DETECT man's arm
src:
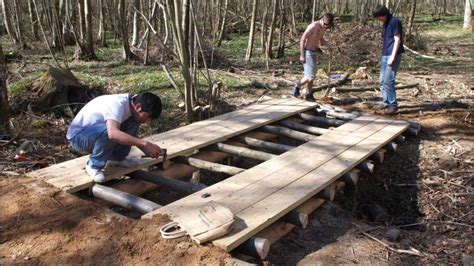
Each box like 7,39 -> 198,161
388,34 -> 401,66
106,120 -> 162,158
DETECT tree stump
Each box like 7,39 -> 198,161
12,67 -> 91,117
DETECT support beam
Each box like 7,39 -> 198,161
406,125 -> 421,136
370,149 -> 386,163
173,156 -> 245,176
280,209 -> 309,228
233,237 -> 270,260
261,125 -> 318,142
91,184 -> 161,214
213,142 -> 276,161
384,142 -> 398,152
127,170 -> 207,194
317,108 -> 359,121
395,135 -> 406,143
315,182 -> 344,201
298,113 -> 345,127
357,160 -> 375,174
279,120 -> 330,135
340,169 -> 360,186
238,136 -> 295,153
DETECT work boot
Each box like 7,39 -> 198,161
373,104 -> 387,110
86,164 -> 107,183
384,106 -> 398,115
305,93 -> 316,102
292,85 -> 301,97
108,158 -> 139,168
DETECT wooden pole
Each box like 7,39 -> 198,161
238,136 -> 295,153
234,237 -> 270,260
261,125 -> 318,142
384,142 -> 398,152
91,184 -> 161,214
334,83 -> 419,93
317,108 -> 359,121
279,119 -> 330,135
213,142 -> 277,161
357,160 -> 375,174
280,209 -> 309,228
370,149 -> 386,163
340,169 -> 360,186
298,113 -> 345,127
173,156 -> 245,175
127,170 -> 206,194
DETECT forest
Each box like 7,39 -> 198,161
0,0 -> 472,264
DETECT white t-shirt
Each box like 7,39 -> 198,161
66,94 -> 132,140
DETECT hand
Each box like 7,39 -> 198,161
299,55 -> 305,64
141,141 -> 162,158
387,57 -> 394,66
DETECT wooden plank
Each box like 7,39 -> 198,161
34,99 -> 318,192
29,98 -> 291,179
212,120 -> 409,251
143,117 -> 393,220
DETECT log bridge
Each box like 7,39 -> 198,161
28,98 -> 421,260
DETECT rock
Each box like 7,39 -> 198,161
386,228 -> 401,242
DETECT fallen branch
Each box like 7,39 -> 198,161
403,45 -> 441,60
335,83 -> 419,93
396,220 -> 474,229
352,222 -> 423,257
312,73 -> 350,92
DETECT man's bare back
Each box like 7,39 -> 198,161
303,20 -> 327,51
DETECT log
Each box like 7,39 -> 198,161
317,108 -> 359,121
395,135 -> 406,143
238,136 -> 295,153
279,120 -> 330,135
334,83 -> 419,93
127,170 -> 207,194
312,72 -> 350,92
234,237 -> 270,259
340,169 -> 360,186
370,149 -> 386,163
357,160 -> 375,174
298,113 -> 345,127
213,142 -> 277,161
173,156 -> 245,176
280,209 -> 309,228
384,142 -> 398,152
406,125 -> 421,136
91,184 -> 161,214
261,125 -> 318,142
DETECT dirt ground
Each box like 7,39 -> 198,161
1,30 -> 473,264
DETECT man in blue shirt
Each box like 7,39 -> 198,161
373,5 -> 404,115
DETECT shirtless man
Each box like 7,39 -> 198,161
292,13 -> 334,101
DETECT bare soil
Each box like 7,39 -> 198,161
1,29 -> 472,264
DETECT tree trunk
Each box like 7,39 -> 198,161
266,0 -> 277,60
1,0 -> 19,48
118,0 -> 133,61
463,0 -> 472,31
131,0 -> 140,46
13,0 -> 26,48
245,0 -> 258,62
276,0 -> 286,58
407,0 -> 417,37
28,0 -> 39,40
216,0 -> 228,46
0,45 -> 9,134
98,0 -> 107,47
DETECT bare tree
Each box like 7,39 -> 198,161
245,0 -> 258,62
464,0 -> 472,31
118,0 -> 133,61
407,0 -> 417,37
1,0 -> 19,48
0,45 -> 9,134
131,0 -> 140,46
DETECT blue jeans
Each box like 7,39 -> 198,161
380,54 -> 402,107
69,117 -> 140,170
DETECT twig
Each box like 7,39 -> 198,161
396,220 -> 473,229
0,105 -> 34,147
352,222 -> 423,257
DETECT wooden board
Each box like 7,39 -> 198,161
28,98 -> 319,192
212,120 -> 408,251
143,117 -> 409,252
